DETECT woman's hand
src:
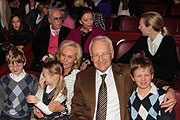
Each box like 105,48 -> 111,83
80,59 -> 90,71
26,95 -> 40,104
34,107 -> 44,118
48,101 -> 65,112
161,88 -> 177,113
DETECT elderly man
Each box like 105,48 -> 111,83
70,36 -> 176,120
31,8 -> 71,71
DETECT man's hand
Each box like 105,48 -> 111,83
34,107 -> 44,118
161,88 -> 177,113
48,101 -> 65,112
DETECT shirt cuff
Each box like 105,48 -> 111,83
42,55 -> 48,61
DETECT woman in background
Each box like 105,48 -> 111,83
57,2 -> 75,29
84,0 -> 106,30
25,0 -> 39,14
118,11 -> 179,85
66,8 -> 105,67
8,14 -> 33,49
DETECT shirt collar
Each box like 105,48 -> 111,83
136,82 -> 158,96
10,69 -> 26,82
148,32 -> 163,47
50,25 -> 60,36
96,65 -> 112,77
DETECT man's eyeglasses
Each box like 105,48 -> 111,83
52,17 -> 64,21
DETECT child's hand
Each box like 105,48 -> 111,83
39,77 -> 45,91
34,107 -> 44,118
26,95 -> 40,104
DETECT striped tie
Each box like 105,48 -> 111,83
96,74 -> 107,120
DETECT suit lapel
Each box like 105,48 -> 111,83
112,64 -> 125,120
88,67 -> 96,118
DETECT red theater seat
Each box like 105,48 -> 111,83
104,17 -> 113,31
142,4 -> 167,17
170,4 -> 180,17
164,18 -> 180,34
120,17 -> 139,32
114,40 -> 136,61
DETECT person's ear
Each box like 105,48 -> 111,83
111,50 -> 114,59
151,73 -> 154,79
130,74 -> 135,81
48,17 -> 51,24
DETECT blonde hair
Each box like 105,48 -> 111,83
130,53 -> 154,77
141,11 -> 168,36
43,60 -> 67,101
56,40 -> 82,69
6,48 -> 26,65
74,0 -> 84,7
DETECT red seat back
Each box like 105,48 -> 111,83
164,18 -> 180,34
175,90 -> 180,120
104,17 -> 113,31
120,17 -> 140,32
115,40 -> 136,61
170,4 -> 180,17
142,4 -> 167,17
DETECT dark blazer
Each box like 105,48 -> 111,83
118,36 -> 179,82
24,10 -> 48,30
71,63 -> 170,120
31,25 -> 71,71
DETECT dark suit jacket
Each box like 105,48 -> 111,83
31,25 -> 71,70
70,63 -> 170,120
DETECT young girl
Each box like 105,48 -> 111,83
26,60 -> 68,120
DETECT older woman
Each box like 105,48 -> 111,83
34,40 -> 82,119
118,11 -> 179,85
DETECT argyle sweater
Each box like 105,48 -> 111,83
0,73 -> 39,118
128,83 -> 175,120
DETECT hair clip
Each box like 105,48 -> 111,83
60,73 -> 63,76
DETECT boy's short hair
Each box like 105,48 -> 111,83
6,48 -> 26,65
130,53 -> 154,77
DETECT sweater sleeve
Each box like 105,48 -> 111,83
0,79 -> 4,115
35,90 -> 66,115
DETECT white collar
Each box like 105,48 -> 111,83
50,25 -> 60,36
10,69 -> 26,82
136,82 -> 158,100
96,65 -> 112,77
148,32 -> 163,46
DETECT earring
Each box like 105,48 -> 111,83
74,61 -> 77,64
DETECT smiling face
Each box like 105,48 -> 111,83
8,62 -> 24,76
131,67 -> 153,91
48,9 -> 63,30
79,12 -> 94,31
12,16 -> 21,30
138,18 -> 151,36
91,40 -> 114,73
59,46 -> 77,74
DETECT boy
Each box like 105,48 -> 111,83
128,54 -> 175,120
0,48 -> 39,120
